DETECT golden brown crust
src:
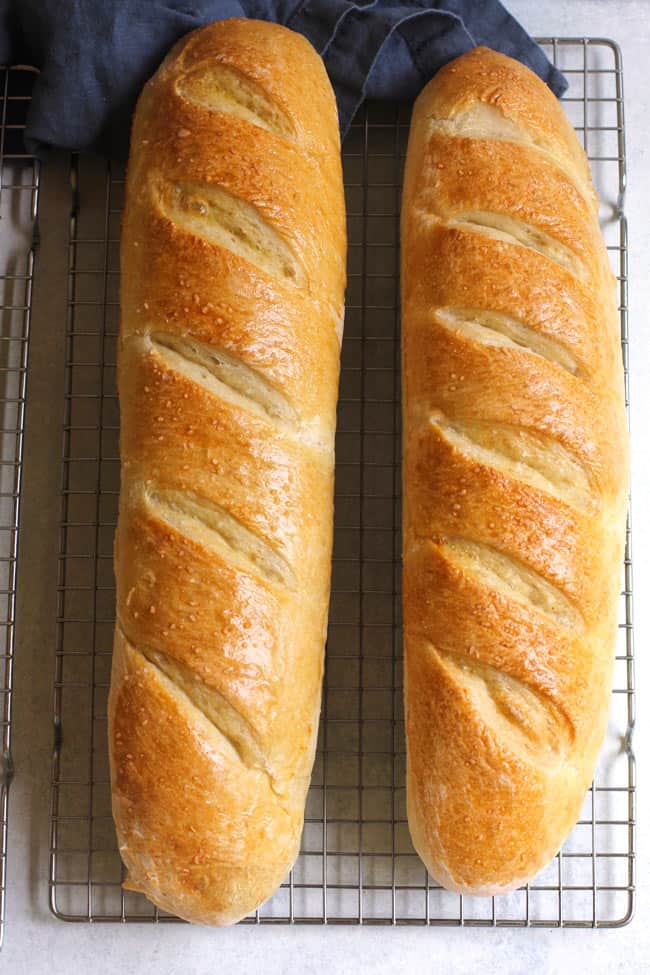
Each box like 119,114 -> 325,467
401,48 -> 629,894
424,46 -> 594,200
112,631 -> 303,926
109,19 -> 345,925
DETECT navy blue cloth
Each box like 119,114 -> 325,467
1,0 -> 566,160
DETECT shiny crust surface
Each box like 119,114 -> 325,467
401,47 -> 629,895
109,19 -> 345,925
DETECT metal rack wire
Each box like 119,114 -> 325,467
49,38 -> 635,928
0,65 -> 40,947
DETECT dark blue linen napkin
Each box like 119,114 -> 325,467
0,0 -> 567,160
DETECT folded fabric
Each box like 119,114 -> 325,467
0,0 -> 567,160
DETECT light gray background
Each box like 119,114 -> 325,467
3,1 -> 649,971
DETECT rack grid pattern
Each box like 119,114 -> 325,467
49,39 -> 635,928
0,65 -> 40,947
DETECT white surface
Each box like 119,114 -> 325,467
4,1 -> 650,971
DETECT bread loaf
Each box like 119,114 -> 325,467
401,47 -> 629,894
108,19 -> 346,925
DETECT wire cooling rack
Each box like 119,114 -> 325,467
49,38 -> 635,928
0,66 -> 40,948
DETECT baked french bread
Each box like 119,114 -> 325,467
401,47 -> 629,894
108,20 -> 345,925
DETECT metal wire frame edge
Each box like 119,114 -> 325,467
0,64 -> 41,949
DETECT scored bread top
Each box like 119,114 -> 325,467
109,19 -> 345,926
401,47 -> 629,895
